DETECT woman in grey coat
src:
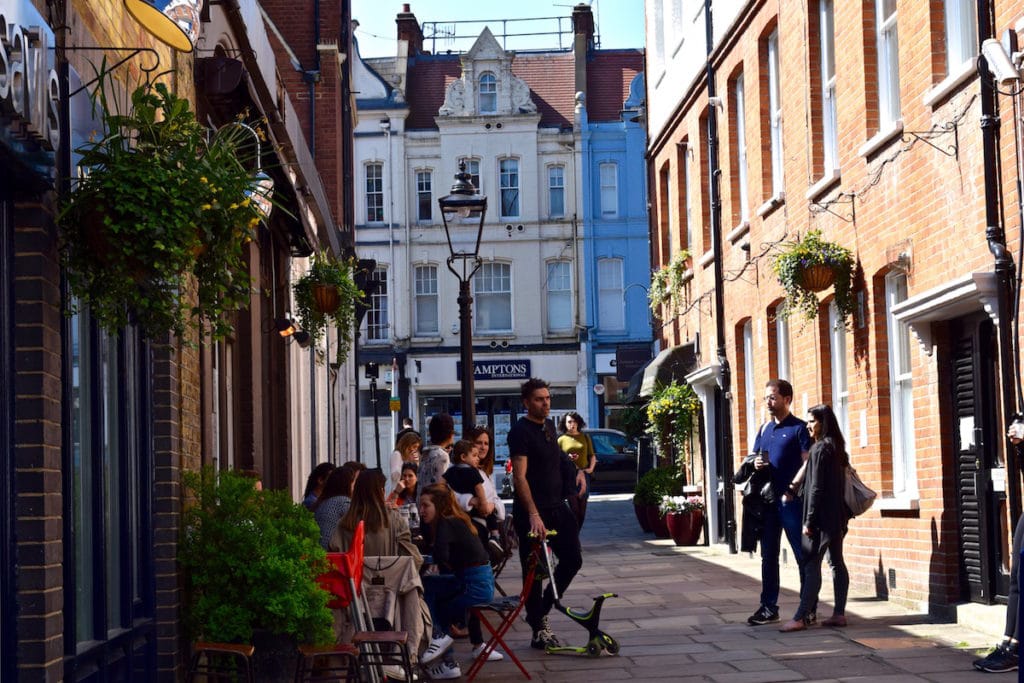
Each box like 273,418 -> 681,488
780,403 -> 850,632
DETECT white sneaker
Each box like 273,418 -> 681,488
471,643 -> 504,661
426,660 -> 462,679
421,634 -> 454,665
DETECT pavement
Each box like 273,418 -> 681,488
451,493 -> 1008,682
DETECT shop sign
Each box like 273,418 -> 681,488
457,359 -> 531,381
615,343 -> 652,381
0,1 -> 61,164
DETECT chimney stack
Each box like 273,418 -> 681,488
396,4 -> 425,55
572,3 -> 594,98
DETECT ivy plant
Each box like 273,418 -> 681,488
292,251 -> 363,360
646,380 -> 701,457
649,250 -> 691,319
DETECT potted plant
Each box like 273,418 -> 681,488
649,250 -> 691,320
660,494 -> 705,546
633,466 -> 683,537
292,251 -> 362,359
646,381 -> 701,465
180,468 -> 334,679
60,77 -> 270,340
771,230 -> 856,327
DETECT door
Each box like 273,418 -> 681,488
951,314 -> 1007,603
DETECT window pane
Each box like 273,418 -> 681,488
821,0 -> 838,172
768,31 -> 784,195
474,263 -> 512,332
366,163 -> 384,223
597,258 -> 624,330
460,158 -> 481,192
546,261 -> 572,332
70,309 -> 95,643
775,306 -> 791,381
734,75 -> 748,220
886,272 -> 915,495
367,267 -> 389,341
416,171 -> 431,222
500,159 -> 519,217
101,333 -> 124,628
548,166 -> 565,218
876,0 -> 901,125
415,265 -> 439,335
829,302 -> 849,437
599,163 -> 618,216
945,0 -> 977,70
480,73 -> 497,113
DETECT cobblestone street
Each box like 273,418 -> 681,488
456,494 -> 1003,682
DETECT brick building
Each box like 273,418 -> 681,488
1,0 -> 351,679
646,0 -> 1024,615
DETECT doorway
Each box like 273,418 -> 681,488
951,313 -> 1008,603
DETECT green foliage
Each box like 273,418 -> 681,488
649,250 -> 691,319
633,465 -> 683,506
292,251 -> 362,361
618,404 -> 649,442
771,230 -> 856,327
180,468 -> 334,645
646,381 -> 701,455
60,75 -> 269,339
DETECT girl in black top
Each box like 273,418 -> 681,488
444,440 -> 502,551
417,483 -> 495,674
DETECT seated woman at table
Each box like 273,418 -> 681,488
390,431 -> 422,490
386,462 -> 419,508
417,483 -> 495,680
313,461 -> 365,549
330,468 -> 423,571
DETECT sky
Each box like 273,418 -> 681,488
350,0 -> 646,59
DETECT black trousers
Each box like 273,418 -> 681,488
1005,512 -> 1024,641
512,501 -> 583,630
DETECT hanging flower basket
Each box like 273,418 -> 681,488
799,264 -> 835,292
311,283 -> 341,315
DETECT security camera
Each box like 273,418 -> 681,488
982,38 -> 1022,85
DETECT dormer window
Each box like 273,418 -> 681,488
479,72 -> 497,113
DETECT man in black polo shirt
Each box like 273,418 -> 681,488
509,377 -> 586,650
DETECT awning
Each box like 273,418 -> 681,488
623,342 -> 698,402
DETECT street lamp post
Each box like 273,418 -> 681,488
439,161 -> 488,437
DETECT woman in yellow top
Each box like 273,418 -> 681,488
557,411 -> 596,529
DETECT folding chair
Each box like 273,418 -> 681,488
464,537 -> 543,682
491,514 -> 519,597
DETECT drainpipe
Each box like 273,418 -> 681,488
705,0 -> 737,553
977,0 -> 1022,525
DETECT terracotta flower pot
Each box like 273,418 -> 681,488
799,264 -> 835,292
645,506 -> 670,538
665,510 -> 703,546
634,502 -> 653,532
311,283 -> 341,315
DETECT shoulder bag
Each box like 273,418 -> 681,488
844,464 -> 877,517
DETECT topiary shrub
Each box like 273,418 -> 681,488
180,467 -> 334,646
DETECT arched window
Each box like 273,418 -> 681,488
479,72 -> 497,113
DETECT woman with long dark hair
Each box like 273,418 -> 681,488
313,461 -> 366,549
331,468 -> 422,570
780,403 -> 850,632
302,462 -> 335,510
557,411 -> 596,528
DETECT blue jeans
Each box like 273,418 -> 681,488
423,564 -> 494,635
759,498 -> 804,612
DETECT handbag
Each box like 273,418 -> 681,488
844,464 -> 877,517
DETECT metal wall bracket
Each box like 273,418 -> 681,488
902,120 -> 959,159
56,45 -> 163,98
810,191 -> 857,223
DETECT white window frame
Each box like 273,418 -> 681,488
599,162 -> 618,218
886,271 -> 917,497
499,158 -> 520,219
366,265 -> 390,343
774,304 -> 790,381
415,170 -> 432,222
473,262 -> 513,333
548,165 -> 565,219
743,320 -> 757,451
767,29 -> 784,197
479,72 -> 497,114
734,74 -> 749,221
414,264 -> 439,336
545,260 -> 573,334
820,0 -> 839,174
459,157 -> 481,193
944,0 -> 977,74
682,144 -> 692,250
829,302 -> 849,438
597,257 -> 625,331
365,162 -> 384,224
876,0 -> 901,126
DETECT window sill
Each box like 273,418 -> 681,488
805,170 -> 842,202
858,120 -> 904,159
726,221 -> 749,245
756,193 -> 785,218
411,336 -> 443,344
698,250 -> 714,268
874,495 -> 920,512
364,339 -> 391,346
922,61 -> 976,108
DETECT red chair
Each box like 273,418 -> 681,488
465,539 -> 544,681
317,521 -> 369,630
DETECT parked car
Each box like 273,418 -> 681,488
584,428 -> 639,492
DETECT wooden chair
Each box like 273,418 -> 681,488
185,641 -> 255,683
294,643 -> 360,682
